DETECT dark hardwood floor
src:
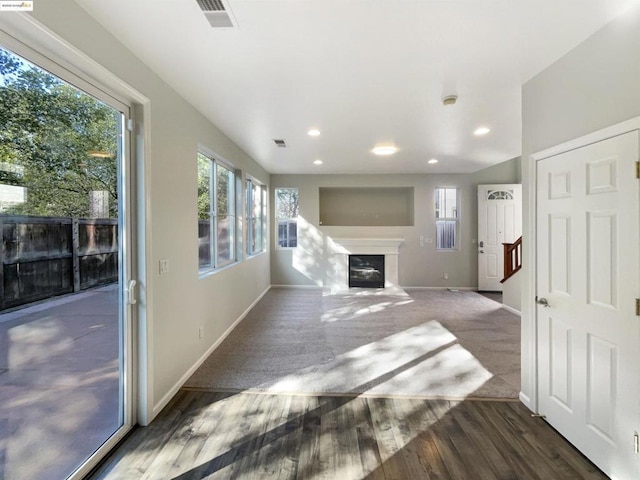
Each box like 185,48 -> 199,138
88,389 -> 606,480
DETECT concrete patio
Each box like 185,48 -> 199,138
0,284 -> 121,480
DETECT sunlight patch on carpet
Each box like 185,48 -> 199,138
268,321 -> 493,398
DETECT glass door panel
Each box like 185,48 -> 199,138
0,45 -> 133,479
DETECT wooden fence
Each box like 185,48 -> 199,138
0,215 -> 118,310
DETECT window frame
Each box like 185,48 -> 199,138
246,176 -> 266,257
274,187 -> 299,249
435,187 -> 460,251
197,149 -> 238,274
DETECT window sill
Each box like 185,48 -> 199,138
198,260 -> 239,279
246,250 -> 267,260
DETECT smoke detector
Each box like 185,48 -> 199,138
442,95 -> 458,106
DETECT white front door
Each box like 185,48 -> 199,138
477,184 -> 522,291
536,130 -> 640,480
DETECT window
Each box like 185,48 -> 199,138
246,178 -> 266,255
275,188 -> 299,248
198,152 -> 236,271
487,189 -> 514,200
435,187 -> 458,250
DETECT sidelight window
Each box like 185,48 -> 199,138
435,187 -> 459,250
275,187 -> 299,248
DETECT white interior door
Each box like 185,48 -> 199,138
536,131 -> 640,480
477,184 -> 522,291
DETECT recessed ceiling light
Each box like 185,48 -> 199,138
313,159 -> 323,165
442,95 -> 458,106
372,145 -> 398,156
308,129 -> 321,136
474,127 -> 491,136
428,158 -> 439,164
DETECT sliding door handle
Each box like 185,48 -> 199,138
127,280 -> 137,305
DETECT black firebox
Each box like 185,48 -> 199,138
348,255 -> 385,288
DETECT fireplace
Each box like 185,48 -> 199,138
349,255 -> 385,288
329,238 -> 403,291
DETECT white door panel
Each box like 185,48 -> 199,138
536,130 -> 640,480
478,184 -> 522,291
548,315 -> 573,411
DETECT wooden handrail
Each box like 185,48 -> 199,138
501,236 -> 522,283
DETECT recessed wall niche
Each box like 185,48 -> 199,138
319,187 -> 414,226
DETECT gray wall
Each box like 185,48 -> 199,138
17,0 -> 271,423
520,3 -> 640,408
271,157 -> 520,288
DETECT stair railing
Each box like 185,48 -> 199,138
501,236 -> 522,283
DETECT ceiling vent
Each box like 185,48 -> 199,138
273,139 -> 287,148
195,0 -> 237,28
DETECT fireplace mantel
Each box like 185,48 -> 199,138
329,238 -> 404,289
331,238 -> 404,255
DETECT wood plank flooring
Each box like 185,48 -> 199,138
88,389 -> 607,480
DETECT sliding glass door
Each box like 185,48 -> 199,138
0,43 -> 135,479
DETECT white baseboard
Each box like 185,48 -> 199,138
502,304 -> 521,316
271,284 -> 481,292
401,286 -> 477,291
151,285 -> 271,418
271,284 -> 323,289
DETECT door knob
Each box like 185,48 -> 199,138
479,241 -> 484,247
536,297 -> 550,307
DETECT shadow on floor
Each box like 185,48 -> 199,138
477,290 -> 502,304
0,284 -> 121,480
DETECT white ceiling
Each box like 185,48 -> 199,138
75,0 -> 638,174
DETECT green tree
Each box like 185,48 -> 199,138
197,153 -> 211,221
0,47 -> 119,218
276,188 -> 299,218
197,154 -> 233,220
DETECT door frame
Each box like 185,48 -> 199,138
527,116 -> 640,416
0,13 -> 152,479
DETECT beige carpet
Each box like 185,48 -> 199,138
185,288 -> 520,399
